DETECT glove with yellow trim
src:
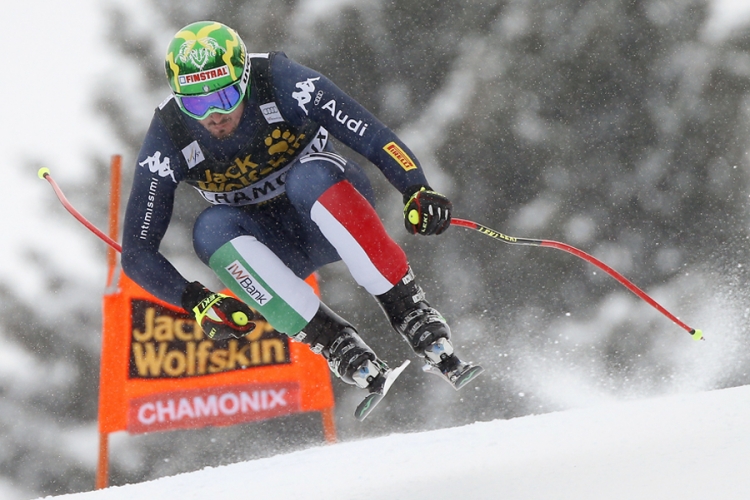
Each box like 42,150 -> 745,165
181,282 -> 257,340
403,185 -> 452,235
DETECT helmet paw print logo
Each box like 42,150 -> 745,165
265,129 -> 298,155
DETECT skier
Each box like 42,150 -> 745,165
121,20 -> 482,416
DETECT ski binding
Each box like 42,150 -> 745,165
423,360 -> 484,390
354,360 -> 410,421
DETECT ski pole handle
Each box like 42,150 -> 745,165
38,168 -> 123,253
451,217 -> 703,341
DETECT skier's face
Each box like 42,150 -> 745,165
198,101 -> 245,139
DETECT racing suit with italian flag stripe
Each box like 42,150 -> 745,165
122,51 -> 434,343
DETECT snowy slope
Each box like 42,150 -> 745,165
44,385 -> 750,500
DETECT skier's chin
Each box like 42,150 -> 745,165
207,124 -> 236,139
203,118 -> 239,139
199,104 -> 244,139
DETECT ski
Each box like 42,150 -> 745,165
423,359 -> 484,390
354,360 -> 410,421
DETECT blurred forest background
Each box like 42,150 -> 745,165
3,0 -> 750,497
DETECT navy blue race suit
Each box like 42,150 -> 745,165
122,52 -> 429,307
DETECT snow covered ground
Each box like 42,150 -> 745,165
42,384 -> 750,500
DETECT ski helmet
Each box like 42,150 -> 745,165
165,21 -> 250,118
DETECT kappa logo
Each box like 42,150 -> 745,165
292,77 -> 320,115
139,152 -> 177,182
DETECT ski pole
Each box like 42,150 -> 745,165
37,167 -> 123,253
451,217 -> 703,341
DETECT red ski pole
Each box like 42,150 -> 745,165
451,217 -> 703,341
38,167 -> 122,253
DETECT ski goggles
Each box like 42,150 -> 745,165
175,82 -> 245,120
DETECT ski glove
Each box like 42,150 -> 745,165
403,185 -> 452,236
181,281 -> 258,340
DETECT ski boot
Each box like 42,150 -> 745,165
376,268 -> 483,390
421,337 -> 484,390
297,303 -> 409,420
